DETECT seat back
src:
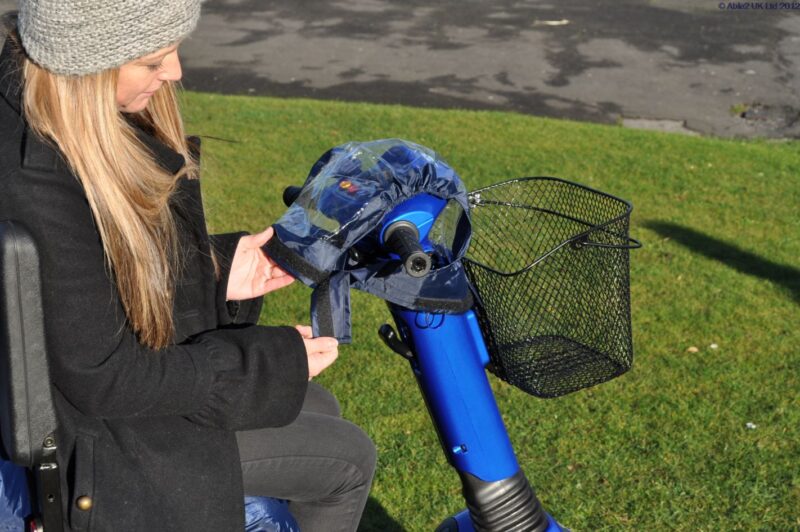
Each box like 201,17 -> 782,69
0,221 -> 57,468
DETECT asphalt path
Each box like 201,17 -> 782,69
2,1 -> 799,138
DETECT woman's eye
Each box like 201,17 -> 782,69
146,63 -> 162,71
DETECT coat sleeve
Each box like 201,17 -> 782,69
8,164 -> 308,431
208,232 -> 264,326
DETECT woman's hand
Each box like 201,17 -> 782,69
226,227 -> 294,301
295,325 -> 339,380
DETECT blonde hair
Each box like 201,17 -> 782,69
17,34 -> 197,350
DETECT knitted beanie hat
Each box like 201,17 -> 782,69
17,0 -> 202,76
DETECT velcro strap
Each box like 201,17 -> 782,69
311,272 -> 352,343
262,232 -> 329,286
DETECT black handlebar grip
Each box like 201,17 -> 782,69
283,186 -> 304,207
384,221 -> 432,278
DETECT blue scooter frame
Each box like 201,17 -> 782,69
345,192 -> 566,531
386,307 -> 563,532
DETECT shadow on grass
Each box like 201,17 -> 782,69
644,221 -> 800,303
358,496 -> 406,532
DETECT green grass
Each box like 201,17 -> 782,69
182,92 -> 800,531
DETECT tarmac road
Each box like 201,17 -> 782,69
2,0 -> 799,138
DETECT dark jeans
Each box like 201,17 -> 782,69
236,383 -> 377,532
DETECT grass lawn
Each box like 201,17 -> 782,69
182,92 -> 799,531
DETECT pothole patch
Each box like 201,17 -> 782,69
736,103 -> 800,135
736,102 -> 797,122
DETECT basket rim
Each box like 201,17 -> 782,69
464,176 -> 637,276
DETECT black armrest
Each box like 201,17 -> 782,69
0,221 -> 57,468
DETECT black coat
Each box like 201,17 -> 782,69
0,40 -> 309,531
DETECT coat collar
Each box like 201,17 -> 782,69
132,125 -> 187,176
0,35 -> 186,176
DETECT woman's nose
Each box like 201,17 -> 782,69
159,51 -> 183,82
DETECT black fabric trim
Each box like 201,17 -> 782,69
413,291 -> 473,313
311,280 -> 336,338
263,234 -> 329,285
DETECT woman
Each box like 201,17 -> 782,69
0,2 -> 376,531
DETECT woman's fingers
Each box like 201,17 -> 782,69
227,228 -> 290,300
303,336 -> 339,379
237,227 -> 272,251
263,275 -> 294,293
250,226 -> 274,247
304,336 -> 337,353
294,325 -> 313,338
257,256 -> 294,295
263,262 -> 291,280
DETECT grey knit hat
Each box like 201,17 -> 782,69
17,0 -> 202,76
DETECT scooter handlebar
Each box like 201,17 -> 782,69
283,185 -> 303,207
282,185 -> 431,277
384,221 -> 432,278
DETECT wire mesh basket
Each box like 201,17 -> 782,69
463,177 -> 640,398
